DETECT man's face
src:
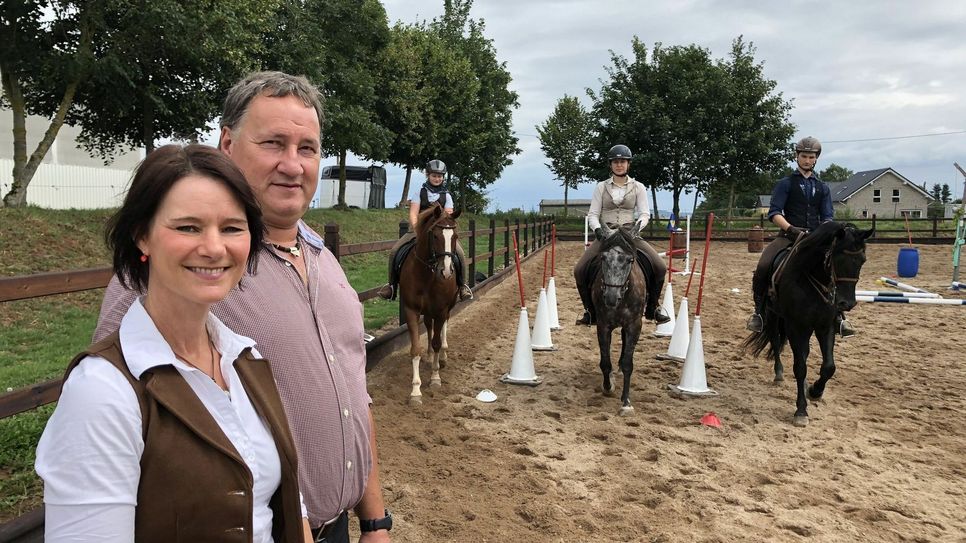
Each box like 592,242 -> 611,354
796,152 -> 818,173
220,94 -> 321,230
610,158 -> 629,177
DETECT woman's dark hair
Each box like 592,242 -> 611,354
106,144 -> 265,292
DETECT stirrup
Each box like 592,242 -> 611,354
746,313 -> 763,332
377,283 -> 394,300
839,318 -> 855,337
652,307 -> 671,324
576,310 -> 595,326
459,285 -> 474,301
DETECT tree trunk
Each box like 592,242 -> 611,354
336,148 -> 348,209
726,181 -> 736,228
399,165 -> 412,208
563,182 -> 569,218
142,87 -> 155,154
1,8 -> 91,207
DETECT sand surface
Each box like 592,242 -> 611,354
366,240 -> 966,542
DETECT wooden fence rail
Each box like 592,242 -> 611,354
0,216 -> 555,541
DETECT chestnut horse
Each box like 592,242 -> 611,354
399,202 -> 462,405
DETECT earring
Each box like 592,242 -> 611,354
140,254 -> 148,263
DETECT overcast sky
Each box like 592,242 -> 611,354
357,0 -> 966,213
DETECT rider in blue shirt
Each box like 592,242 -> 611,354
747,136 -> 855,337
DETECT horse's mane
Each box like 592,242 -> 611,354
601,226 -> 637,253
788,221 -> 864,267
414,202 -> 444,236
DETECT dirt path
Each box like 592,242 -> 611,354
366,240 -> 966,542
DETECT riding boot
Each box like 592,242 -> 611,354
836,312 -> 856,337
458,284 -> 474,301
644,270 -> 668,323
746,290 -> 764,332
575,276 -> 596,325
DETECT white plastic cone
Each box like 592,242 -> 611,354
546,277 -> 561,330
656,297 -> 689,361
531,288 -> 556,351
668,316 -> 717,396
653,282 -> 676,337
501,308 -> 543,385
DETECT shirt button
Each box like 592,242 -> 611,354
285,261 -> 292,267
343,408 -> 349,418
346,461 -> 352,470
328,354 -> 335,362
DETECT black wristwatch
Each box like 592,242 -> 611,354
359,509 -> 393,532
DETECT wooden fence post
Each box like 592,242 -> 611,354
468,219 -> 477,287
871,214 -> 877,238
397,220 -> 408,326
324,223 -> 340,260
488,219 -> 496,277
932,216 -> 938,238
522,218 -> 529,257
504,219 -> 511,269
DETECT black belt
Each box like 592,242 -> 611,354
312,510 -> 349,543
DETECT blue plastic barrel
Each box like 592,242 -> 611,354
897,247 -> 919,278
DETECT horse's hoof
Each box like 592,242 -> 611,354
793,415 -> 809,427
773,375 -> 783,383
602,385 -> 615,397
409,396 -> 423,406
618,405 -> 635,417
807,387 -> 824,401
438,359 -> 447,370
429,378 -> 442,388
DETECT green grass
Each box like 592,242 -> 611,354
0,205 -> 548,520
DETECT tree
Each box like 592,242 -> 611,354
314,0 -> 390,209
1,0 -> 95,207
941,183 -> 952,203
375,22 -> 476,207
429,0 -> 519,213
819,163 -> 853,183
714,36 -> 795,225
536,95 -> 593,217
58,0 -> 277,159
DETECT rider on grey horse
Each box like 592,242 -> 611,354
573,145 -> 670,326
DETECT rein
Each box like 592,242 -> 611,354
413,218 -> 457,274
807,239 -> 863,306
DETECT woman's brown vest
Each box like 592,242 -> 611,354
62,334 -> 305,543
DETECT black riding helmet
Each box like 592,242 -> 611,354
608,144 -> 632,161
426,159 -> 447,175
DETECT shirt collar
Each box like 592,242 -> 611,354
118,297 -> 257,379
297,220 -> 325,250
607,175 -> 635,186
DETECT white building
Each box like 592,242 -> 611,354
0,111 -> 143,208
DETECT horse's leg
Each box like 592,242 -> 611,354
788,327 -> 812,426
597,323 -> 615,396
429,317 -> 445,388
438,319 -> 449,370
809,324 -> 836,400
406,308 -> 423,406
771,315 -> 784,383
618,322 -> 642,416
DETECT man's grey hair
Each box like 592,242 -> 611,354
220,71 -> 324,131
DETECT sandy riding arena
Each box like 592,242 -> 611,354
367,241 -> 965,542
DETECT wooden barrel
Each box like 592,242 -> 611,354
670,230 -> 687,259
748,226 -> 764,253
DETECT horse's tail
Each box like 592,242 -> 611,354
741,310 -> 785,359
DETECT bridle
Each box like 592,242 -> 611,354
414,217 -> 457,276
807,236 -> 863,306
601,245 -> 634,294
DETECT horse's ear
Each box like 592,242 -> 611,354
860,227 -> 875,240
450,208 -> 462,220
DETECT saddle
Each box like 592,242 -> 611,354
767,235 -> 807,303
390,238 -> 464,295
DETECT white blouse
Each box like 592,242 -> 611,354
35,299 -> 305,543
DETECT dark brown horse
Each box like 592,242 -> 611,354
743,221 -> 873,426
399,202 -> 461,405
592,226 -> 648,415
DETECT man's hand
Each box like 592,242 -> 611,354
594,227 -> 605,241
785,225 -> 806,238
